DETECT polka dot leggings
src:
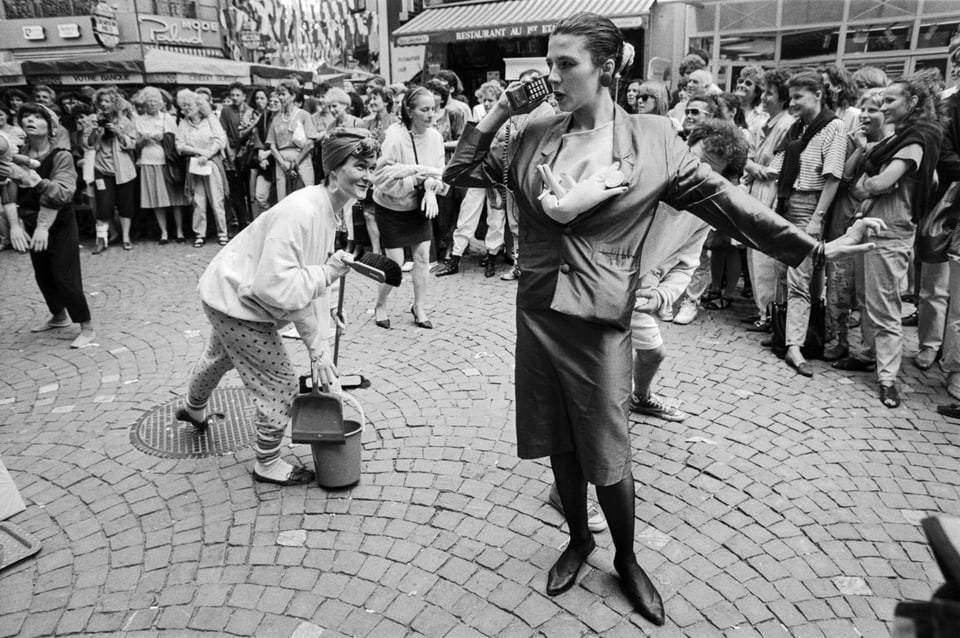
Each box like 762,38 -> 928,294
188,303 -> 297,464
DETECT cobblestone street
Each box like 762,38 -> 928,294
2,240 -> 960,637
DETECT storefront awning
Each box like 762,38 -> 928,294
142,49 -> 251,86
393,0 -> 653,46
21,58 -> 145,85
0,60 -> 25,87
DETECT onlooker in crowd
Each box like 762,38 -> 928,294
267,80 -> 317,200
435,70 -> 472,122
623,79 -> 642,114
735,66 -> 769,137
220,81 -> 252,231
821,64 -> 861,132
176,89 -> 229,247
3,88 -> 28,114
388,83 -> 407,119
371,87 -> 444,330
742,68 -> 796,332
767,71 -> 847,377
823,88 -> 887,361
0,103 -> 25,250
673,93 -> 732,324
438,81 -> 509,278
135,86 -> 185,245
853,66 -> 889,95
244,87 -> 272,218
833,71 -> 942,408
426,79 -> 466,268
666,77 -> 692,127
1,102 -> 95,348
86,85 -> 137,252
472,80 -> 502,121
939,36 -> 960,400
361,86 -> 397,252
633,81 -> 670,118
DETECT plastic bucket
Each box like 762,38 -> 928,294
310,392 -> 364,488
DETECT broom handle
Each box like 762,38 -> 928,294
333,274 -> 346,366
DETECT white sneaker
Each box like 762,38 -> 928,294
401,261 -> 414,273
673,297 -> 699,325
548,484 -> 608,533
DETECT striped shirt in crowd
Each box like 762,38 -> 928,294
768,118 -> 847,192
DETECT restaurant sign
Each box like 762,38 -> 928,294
397,16 -> 643,45
139,15 -> 221,48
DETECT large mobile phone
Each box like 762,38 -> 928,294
506,76 -> 552,110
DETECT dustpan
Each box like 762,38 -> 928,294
291,366 -> 345,445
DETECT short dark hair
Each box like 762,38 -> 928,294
819,64 -> 858,109
425,79 -> 449,108
366,86 -> 393,112
228,81 -> 246,94
763,68 -> 792,110
787,70 -> 827,99
247,85 -> 270,108
687,92 -> 727,120
17,102 -> 56,136
435,69 -> 463,94
313,82 -> 331,98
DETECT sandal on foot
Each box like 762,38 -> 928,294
702,296 -> 731,310
880,384 -> 901,408
194,238 -> 205,248
252,466 -> 315,486
175,407 -> 224,431
218,236 -> 229,246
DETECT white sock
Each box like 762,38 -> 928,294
255,458 -> 293,480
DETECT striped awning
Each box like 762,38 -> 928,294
393,0 -> 653,46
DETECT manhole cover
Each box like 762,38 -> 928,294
130,388 -> 256,458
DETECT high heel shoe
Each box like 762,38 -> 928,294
410,305 -> 433,329
615,560 -> 665,626
374,306 -> 390,329
546,536 -> 596,596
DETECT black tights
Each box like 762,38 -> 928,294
550,452 -> 637,568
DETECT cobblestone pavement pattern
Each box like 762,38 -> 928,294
1,240 -> 959,638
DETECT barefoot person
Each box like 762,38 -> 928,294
176,128 -> 376,486
1,103 -> 96,348
444,12 -> 884,625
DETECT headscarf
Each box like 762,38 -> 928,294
321,127 -> 378,175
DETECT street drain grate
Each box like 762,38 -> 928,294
130,388 -> 256,458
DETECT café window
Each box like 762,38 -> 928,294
719,33 -> 775,62
153,0 -> 196,18
844,22 -> 913,54
917,21 -> 960,50
3,0 -> 94,19
780,27 -> 840,60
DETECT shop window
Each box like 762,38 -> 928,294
688,36 -> 715,61
922,1 -> 960,15
782,1 -> 843,26
780,27 -> 840,59
694,3 -> 717,34
153,0 -> 196,18
3,0 -> 94,18
718,1 -> 776,32
719,33 -> 775,62
848,0 -> 916,22
844,22 -> 912,54
917,21 -> 960,49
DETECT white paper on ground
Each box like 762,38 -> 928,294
0,456 -> 26,521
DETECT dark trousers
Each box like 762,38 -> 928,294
224,168 -> 250,228
93,172 -> 136,221
22,209 -> 91,323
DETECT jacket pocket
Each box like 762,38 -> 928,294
594,243 -> 636,271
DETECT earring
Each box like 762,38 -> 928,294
600,72 -> 613,87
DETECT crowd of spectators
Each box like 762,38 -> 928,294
2,41 -> 960,410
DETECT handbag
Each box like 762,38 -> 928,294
408,131 -> 426,206
920,181 -> 960,264
161,131 -> 185,186
767,297 -> 825,360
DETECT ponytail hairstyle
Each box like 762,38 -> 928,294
551,12 -> 635,100
400,86 -> 432,129
890,68 -> 942,130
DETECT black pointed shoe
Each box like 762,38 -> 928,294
616,560 -> 665,626
546,536 -> 596,596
